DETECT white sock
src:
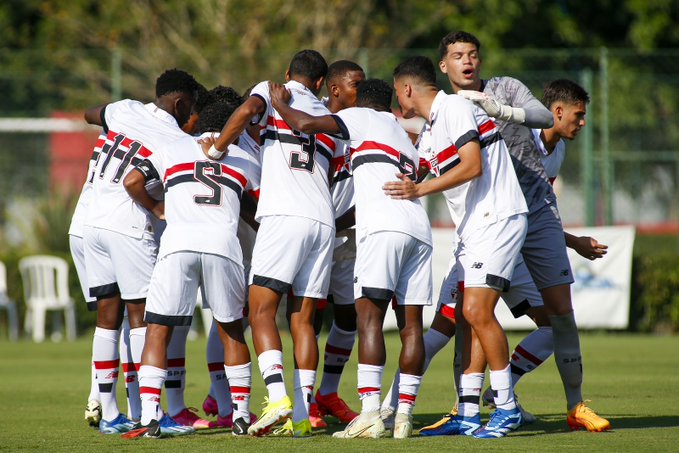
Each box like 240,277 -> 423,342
225,362 -> 252,423
511,326 -> 553,386
397,373 -> 422,417
458,373 -> 484,418
119,320 -> 140,421
139,365 -> 166,426
166,326 -> 189,417
292,369 -> 316,423
318,323 -> 355,396
258,349 -> 287,403
357,364 -> 383,413
93,327 -> 120,422
490,364 -> 516,410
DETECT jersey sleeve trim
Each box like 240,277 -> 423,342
330,115 -> 350,140
100,106 -> 109,133
135,159 -> 160,182
454,129 -> 480,150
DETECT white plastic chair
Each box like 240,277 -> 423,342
18,255 -> 76,342
0,261 -> 19,341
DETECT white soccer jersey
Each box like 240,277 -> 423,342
333,107 -> 432,246
532,128 -> 565,184
146,134 -> 260,263
68,133 -> 105,238
426,91 -> 527,238
85,100 -> 187,238
250,80 -> 336,226
331,142 -> 354,218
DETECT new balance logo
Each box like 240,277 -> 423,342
560,269 -> 570,276
471,262 -> 483,269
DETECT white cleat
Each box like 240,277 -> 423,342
392,413 -> 413,439
380,406 -> 395,430
332,411 -> 386,439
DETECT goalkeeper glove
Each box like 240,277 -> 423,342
457,90 -> 526,124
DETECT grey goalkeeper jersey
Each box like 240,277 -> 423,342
483,76 -> 555,214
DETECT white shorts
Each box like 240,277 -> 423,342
145,252 -> 245,326
250,216 -> 334,299
328,258 -> 355,306
438,255 -> 543,320
456,214 -> 527,291
68,234 -> 97,309
354,231 -> 432,306
83,226 -> 157,300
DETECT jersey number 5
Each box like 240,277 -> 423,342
194,161 -> 223,206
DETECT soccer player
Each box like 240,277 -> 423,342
445,30 -> 610,431
202,50 -> 336,437
386,56 -> 528,438
269,77 -> 433,439
121,86 -> 260,439
82,68 -> 201,435
309,60 -> 365,429
535,79 -> 608,261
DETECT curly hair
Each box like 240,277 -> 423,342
196,86 -> 244,134
155,68 -> 202,99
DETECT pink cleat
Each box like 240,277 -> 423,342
202,395 -> 219,417
172,407 -> 212,430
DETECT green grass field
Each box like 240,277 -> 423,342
1,331 -> 678,452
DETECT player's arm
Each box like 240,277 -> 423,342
202,96 -> 266,158
269,82 -> 345,136
239,191 -> 259,232
565,232 -> 608,260
335,206 -> 356,231
383,140 -> 482,200
84,104 -> 108,128
123,160 -> 164,220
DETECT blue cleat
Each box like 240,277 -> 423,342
472,407 -> 522,439
418,413 -> 481,436
158,414 -> 195,437
99,413 -> 135,434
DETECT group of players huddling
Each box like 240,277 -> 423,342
70,30 -> 611,440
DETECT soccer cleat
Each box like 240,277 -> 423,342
247,396 -> 293,436
567,402 -> 611,432
121,419 -> 161,439
157,414 -> 196,437
418,413 -> 481,436
472,407 -> 522,439
392,413 -> 413,439
315,391 -> 359,424
482,389 -> 536,425
309,402 -> 328,428
231,417 -> 250,436
99,413 -> 135,434
271,419 -> 313,438
380,406 -> 395,430
85,400 -> 102,427
209,411 -> 259,429
172,407 -> 211,429
202,394 -> 219,417
332,410 -> 386,439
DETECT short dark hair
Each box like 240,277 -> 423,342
356,79 -> 392,111
438,31 -> 481,59
196,86 -> 243,134
288,49 -> 328,81
326,60 -> 364,84
155,68 -> 202,99
393,56 -> 437,86
542,79 -> 590,108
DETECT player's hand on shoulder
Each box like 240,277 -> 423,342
268,81 -> 291,108
198,134 -> 226,160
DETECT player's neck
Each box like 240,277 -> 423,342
541,128 -> 561,152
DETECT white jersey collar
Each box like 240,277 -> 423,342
145,102 -> 179,128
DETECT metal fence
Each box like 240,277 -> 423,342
0,47 -> 677,251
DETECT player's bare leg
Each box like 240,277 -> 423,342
248,285 -> 284,354
216,319 -> 253,434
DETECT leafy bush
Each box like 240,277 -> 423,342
632,254 -> 679,333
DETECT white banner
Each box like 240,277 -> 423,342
384,225 -> 635,330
